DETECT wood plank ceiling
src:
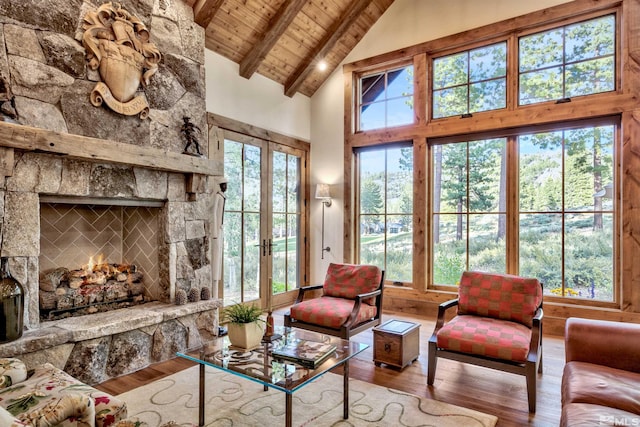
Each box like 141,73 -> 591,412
190,0 -> 395,97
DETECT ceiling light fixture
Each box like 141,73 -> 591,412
317,60 -> 328,71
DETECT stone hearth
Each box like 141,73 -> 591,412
0,301 -> 220,385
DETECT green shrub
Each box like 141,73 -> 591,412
222,303 -> 264,324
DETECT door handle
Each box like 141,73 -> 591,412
254,239 -> 267,256
253,239 -> 273,256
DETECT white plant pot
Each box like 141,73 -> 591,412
227,321 -> 265,350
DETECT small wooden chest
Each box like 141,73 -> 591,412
373,319 -> 420,369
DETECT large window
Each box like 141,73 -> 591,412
432,42 -> 507,119
357,145 -> 413,283
430,122 -> 616,302
432,138 -> 507,284
347,6 -> 624,305
519,124 -> 615,301
358,65 -> 414,131
519,15 -> 615,105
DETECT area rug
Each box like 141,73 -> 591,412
118,365 -> 498,427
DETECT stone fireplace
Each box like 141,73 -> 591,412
38,199 -> 163,321
0,0 -> 223,385
0,148 -> 222,384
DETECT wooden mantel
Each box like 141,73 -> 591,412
0,121 -> 221,177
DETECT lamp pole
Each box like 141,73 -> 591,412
321,199 -> 331,259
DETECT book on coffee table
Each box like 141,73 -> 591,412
272,339 -> 337,369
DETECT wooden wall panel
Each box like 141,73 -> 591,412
623,110 -> 640,312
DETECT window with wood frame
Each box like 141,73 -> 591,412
518,123 -> 615,301
518,14 -> 615,105
357,65 -> 414,131
346,5 -> 623,304
431,137 -> 507,285
432,42 -> 507,119
356,144 -> 413,284
431,120 -> 617,303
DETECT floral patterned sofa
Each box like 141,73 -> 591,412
0,358 -> 127,427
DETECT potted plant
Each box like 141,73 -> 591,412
222,303 -> 265,350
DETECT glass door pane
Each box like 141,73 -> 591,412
270,148 -> 302,298
223,139 -> 263,304
222,134 -> 306,310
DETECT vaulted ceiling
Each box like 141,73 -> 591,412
189,0 -> 395,98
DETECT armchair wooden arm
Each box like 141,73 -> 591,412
528,307 -> 544,365
293,284 -> 324,304
344,288 -> 382,326
432,298 -> 459,333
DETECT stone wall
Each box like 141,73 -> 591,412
0,0 -> 207,149
0,0 -> 220,382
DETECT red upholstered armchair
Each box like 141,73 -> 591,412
284,263 -> 384,339
428,271 -> 543,412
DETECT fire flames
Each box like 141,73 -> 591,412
39,254 -> 145,320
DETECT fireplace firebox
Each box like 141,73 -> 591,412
38,199 -> 163,321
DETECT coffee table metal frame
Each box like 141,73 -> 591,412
177,326 -> 368,427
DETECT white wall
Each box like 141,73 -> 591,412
205,50 -> 311,141
309,0 -> 572,282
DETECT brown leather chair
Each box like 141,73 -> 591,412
428,271 -> 543,412
562,318 -> 640,426
284,263 -> 384,339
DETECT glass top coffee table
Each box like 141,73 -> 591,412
177,326 -> 368,427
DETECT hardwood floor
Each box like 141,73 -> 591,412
96,309 -> 564,426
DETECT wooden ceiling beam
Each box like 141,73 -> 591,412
284,0 -> 375,97
239,0 -> 307,79
193,0 -> 224,28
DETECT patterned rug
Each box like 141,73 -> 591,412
119,365 -> 498,427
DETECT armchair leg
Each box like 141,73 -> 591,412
283,312 -> 291,328
525,362 -> 537,413
427,340 -> 437,385
538,342 -> 543,374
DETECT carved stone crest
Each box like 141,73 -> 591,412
82,2 -> 161,119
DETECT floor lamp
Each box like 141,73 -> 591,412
315,184 -> 332,259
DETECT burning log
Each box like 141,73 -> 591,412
39,260 -> 145,321
39,291 -> 57,310
69,277 -> 84,289
85,272 -> 107,286
40,267 -> 69,291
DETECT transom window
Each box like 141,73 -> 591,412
358,65 -> 414,131
432,42 -> 507,119
519,14 -> 615,105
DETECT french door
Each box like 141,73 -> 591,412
221,131 -> 307,309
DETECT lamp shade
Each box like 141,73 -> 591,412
315,183 -> 331,199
